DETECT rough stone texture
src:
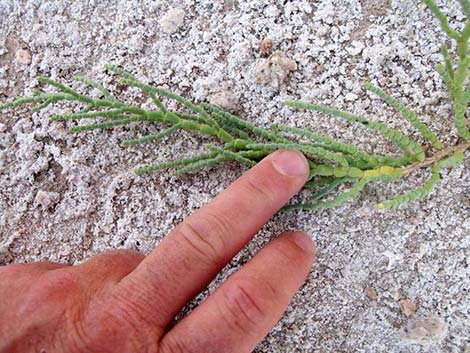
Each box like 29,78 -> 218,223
254,51 -> 298,86
400,299 -> 418,317
0,0 -> 469,352
159,8 -> 186,34
400,315 -> 449,345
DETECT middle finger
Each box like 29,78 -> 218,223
116,150 -> 309,328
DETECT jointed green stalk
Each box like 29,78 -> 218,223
1,0 -> 469,211
364,83 -> 443,150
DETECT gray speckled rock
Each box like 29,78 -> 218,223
0,0 -> 469,352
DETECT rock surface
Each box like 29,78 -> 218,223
159,8 -> 185,34
254,51 -> 298,86
400,315 -> 448,345
400,299 -> 417,317
0,0 -> 469,352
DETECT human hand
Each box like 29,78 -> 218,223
0,150 -> 315,353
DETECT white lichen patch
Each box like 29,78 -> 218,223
347,40 -> 365,56
209,89 -> 239,112
254,51 -> 297,86
159,8 -> 185,34
400,315 -> 448,345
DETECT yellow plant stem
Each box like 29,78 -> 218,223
402,140 -> 470,175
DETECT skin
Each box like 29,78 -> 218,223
0,150 -> 315,353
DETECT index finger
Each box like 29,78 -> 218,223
116,150 -> 309,328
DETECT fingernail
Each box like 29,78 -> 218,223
272,150 -> 308,177
291,232 -> 315,254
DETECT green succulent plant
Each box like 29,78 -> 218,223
1,0 -> 469,211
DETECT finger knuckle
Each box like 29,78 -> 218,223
27,271 -> 79,305
66,300 -> 160,353
61,311 -> 95,353
242,176 -> 276,206
218,279 -> 274,335
175,211 -> 231,269
15,271 -> 80,329
160,333 -> 197,353
110,281 -> 166,329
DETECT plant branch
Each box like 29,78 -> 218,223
402,140 -> 469,175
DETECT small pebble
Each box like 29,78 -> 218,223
254,51 -> 297,85
34,190 -> 60,210
209,90 -> 239,112
364,287 -> 378,300
399,299 -> 417,316
259,39 -> 273,57
15,48 -> 32,65
345,93 -> 359,101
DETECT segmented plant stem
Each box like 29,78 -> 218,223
364,83 -> 443,149
0,0 -> 468,212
